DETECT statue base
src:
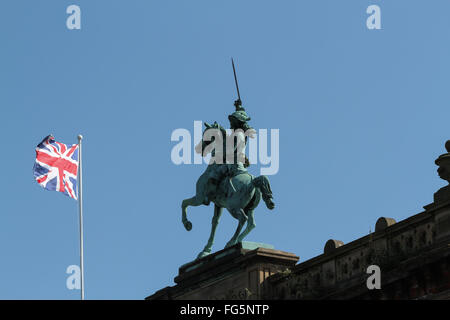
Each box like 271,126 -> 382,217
434,185 -> 450,204
146,242 -> 298,300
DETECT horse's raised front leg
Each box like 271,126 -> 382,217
181,196 -> 203,231
237,209 -> 255,243
197,204 -> 223,259
225,208 -> 247,248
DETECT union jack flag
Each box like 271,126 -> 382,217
33,135 -> 79,200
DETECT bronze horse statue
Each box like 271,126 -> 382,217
181,122 -> 275,259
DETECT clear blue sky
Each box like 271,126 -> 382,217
1,0 -> 449,299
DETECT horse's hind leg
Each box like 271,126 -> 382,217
181,195 -> 203,231
254,175 -> 275,210
237,209 -> 255,243
197,204 -> 223,259
225,208 -> 247,248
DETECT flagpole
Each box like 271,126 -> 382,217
77,134 -> 85,300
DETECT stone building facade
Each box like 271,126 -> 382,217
146,141 -> 450,300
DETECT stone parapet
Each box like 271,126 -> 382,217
266,202 -> 450,299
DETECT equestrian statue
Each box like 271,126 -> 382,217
181,59 -> 275,259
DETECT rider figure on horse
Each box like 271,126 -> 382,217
195,99 -> 255,205
182,60 -> 275,256
227,98 -> 254,176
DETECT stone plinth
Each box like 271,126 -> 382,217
146,242 -> 299,300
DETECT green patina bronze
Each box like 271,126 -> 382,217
181,99 -> 275,260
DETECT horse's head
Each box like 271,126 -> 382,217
195,121 -> 226,156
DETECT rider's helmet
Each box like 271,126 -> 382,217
228,99 -> 251,123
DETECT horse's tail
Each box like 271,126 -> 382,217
252,175 -> 275,210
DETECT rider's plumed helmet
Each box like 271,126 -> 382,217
228,100 -> 251,123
